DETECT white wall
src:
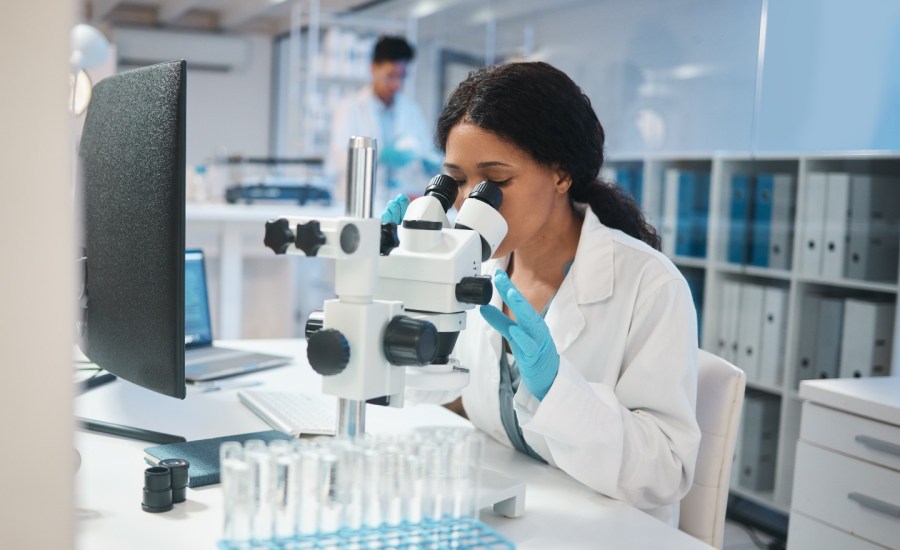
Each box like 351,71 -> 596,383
0,2 -> 76,548
112,28 -> 273,167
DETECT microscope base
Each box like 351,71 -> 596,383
479,468 -> 527,518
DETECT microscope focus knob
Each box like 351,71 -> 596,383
456,276 -> 493,305
383,316 -> 438,366
263,218 -> 295,254
307,329 -> 350,376
295,220 -> 327,256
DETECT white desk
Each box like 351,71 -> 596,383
186,203 -> 342,339
75,339 -> 709,549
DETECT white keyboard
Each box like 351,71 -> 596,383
238,390 -> 337,437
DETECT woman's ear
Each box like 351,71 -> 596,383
555,168 -> 573,194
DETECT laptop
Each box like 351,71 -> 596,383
184,249 -> 291,382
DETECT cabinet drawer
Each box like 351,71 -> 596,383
793,441 -> 900,548
801,402 -> 900,471
788,511 -> 886,550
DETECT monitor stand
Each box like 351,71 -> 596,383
75,372 -> 186,444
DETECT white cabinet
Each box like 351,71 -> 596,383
606,154 -> 900,519
788,377 -> 900,549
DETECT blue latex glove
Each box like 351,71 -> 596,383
380,194 -> 410,225
380,145 -> 416,169
480,270 -> 559,400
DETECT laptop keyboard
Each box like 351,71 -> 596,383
238,390 -> 337,437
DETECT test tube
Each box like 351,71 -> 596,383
317,450 -> 341,533
361,448 -> 382,528
220,441 -> 251,544
244,440 -> 275,542
269,440 -> 297,540
296,447 -> 321,536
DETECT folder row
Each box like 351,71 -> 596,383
795,295 -> 895,387
798,173 -> 900,282
658,169 -> 710,259
715,281 -> 788,388
728,173 -> 796,270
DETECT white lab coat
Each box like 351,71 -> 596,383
411,207 -> 701,527
327,86 -> 433,208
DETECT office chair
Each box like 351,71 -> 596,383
679,349 -> 746,549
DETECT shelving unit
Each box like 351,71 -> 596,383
606,152 -> 900,518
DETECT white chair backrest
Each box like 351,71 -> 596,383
679,349 -> 746,549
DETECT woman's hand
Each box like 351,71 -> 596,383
480,269 -> 559,400
380,194 -> 410,225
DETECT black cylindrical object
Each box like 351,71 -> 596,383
383,316 -> 438,366
305,310 -> 325,338
307,329 -> 351,375
142,466 -> 173,513
468,181 -> 503,209
159,458 -> 190,503
424,174 -> 459,212
456,276 -> 493,305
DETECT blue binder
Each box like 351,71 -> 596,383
693,172 -> 710,258
750,174 -> 774,267
615,167 -> 633,197
728,174 -> 753,264
675,172 -> 696,257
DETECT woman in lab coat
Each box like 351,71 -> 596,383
405,61 -> 701,527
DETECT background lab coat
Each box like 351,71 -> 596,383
410,207 -> 702,527
327,86 -> 434,207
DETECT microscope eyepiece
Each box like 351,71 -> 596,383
468,181 -> 503,210
424,174 -> 459,212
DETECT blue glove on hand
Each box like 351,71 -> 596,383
380,194 -> 410,225
380,145 -> 416,169
480,270 -> 559,400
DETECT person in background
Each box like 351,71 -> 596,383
328,35 -> 440,206
387,62 -> 701,527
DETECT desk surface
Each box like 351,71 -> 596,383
799,376 -> 900,425
74,340 -> 709,549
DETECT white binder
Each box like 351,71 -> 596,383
839,299 -> 896,378
821,173 -> 851,278
758,286 -> 788,387
768,174 -> 796,271
814,297 -> 845,380
737,283 -> 765,383
660,168 -> 680,257
718,281 -> 742,365
797,173 -> 828,277
845,175 -> 900,282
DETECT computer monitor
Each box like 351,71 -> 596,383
78,60 -> 187,399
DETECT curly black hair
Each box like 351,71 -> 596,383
436,62 -> 660,250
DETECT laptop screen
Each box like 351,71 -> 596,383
185,249 -> 213,348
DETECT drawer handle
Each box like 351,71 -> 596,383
855,435 -> 900,457
847,492 -> 900,518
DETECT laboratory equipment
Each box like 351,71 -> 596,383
221,156 -> 332,206
218,428 -> 514,549
263,137 -> 507,437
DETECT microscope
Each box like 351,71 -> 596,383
263,137 -> 507,438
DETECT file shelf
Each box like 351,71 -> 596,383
607,152 -> 900,517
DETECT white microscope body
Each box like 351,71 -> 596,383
263,170 -> 507,434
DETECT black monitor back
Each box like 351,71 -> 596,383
79,60 -> 187,398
